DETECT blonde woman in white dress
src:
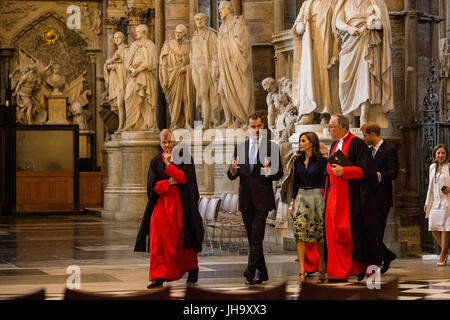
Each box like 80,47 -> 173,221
424,144 -> 450,266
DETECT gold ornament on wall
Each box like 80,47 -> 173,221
42,28 -> 59,45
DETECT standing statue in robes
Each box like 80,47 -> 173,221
332,0 -> 393,126
159,24 -> 196,130
216,1 -> 255,128
104,31 -> 127,133
124,24 -> 157,131
191,13 -> 220,129
293,0 -> 340,125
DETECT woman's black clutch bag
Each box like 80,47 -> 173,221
327,150 -> 353,167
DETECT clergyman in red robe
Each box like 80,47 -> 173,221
325,115 -> 381,282
135,129 -> 204,288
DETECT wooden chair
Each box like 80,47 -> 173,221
298,277 -> 399,300
63,286 -> 171,300
185,282 -> 287,300
10,288 -> 46,300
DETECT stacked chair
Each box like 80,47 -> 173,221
198,193 -> 248,255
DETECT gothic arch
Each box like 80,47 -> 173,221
10,10 -> 91,47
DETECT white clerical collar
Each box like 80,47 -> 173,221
339,131 -> 350,142
373,139 -> 384,153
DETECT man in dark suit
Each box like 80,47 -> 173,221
362,122 -> 399,274
227,114 -> 284,285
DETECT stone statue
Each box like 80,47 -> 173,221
91,9 -> 102,35
274,94 -> 298,144
293,0 -> 339,125
332,0 -> 393,126
280,77 -> 293,102
45,62 -> 66,95
216,1 -> 254,128
191,13 -> 220,130
124,24 -> 157,131
104,31 -> 127,133
64,70 -> 91,130
159,24 -> 196,130
262,77 -> 279,131
10,61 -> 51,124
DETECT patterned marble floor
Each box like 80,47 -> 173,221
0,214 -> 449,300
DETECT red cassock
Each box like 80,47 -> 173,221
325,135 -> 367,279
149,160 -> 198,282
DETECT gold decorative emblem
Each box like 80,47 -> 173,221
42,28 -> 59,45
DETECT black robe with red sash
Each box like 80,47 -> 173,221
325,133 -> 382,279
134,148 -> 204,255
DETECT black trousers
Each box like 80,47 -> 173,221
379,205 -> 396,262
241,203 -> 269,280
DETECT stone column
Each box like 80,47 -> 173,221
155,0 -> 166,129
102,135 -> 122,220
115,131 -> 160,221
104,17 -> 121,59
274,0 -> 284,33
211,0 -> 218,30
190,0 -> 198,38
232,0 -> 241,15
126,7 -> 146,42
85,49 -> 101,169
0,48 -> 15,106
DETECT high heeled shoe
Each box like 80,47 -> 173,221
437,252 -> 449,267
297,272 -> 307,284
317,271 -> 326,283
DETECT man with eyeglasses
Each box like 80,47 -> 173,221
324,115 -> 381,283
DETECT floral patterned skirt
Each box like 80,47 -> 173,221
292,188 -> 324,243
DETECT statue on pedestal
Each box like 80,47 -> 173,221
45,62 -> 66,96
293,0 -> 339,125
124,24 -> 157,131
159,24 -> 195,130
104,31 -> 127,133
216,1 -> 254,128
191,13 -> 220,130
332,0 -> 393,126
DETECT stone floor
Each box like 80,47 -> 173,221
1,214 -> 449,300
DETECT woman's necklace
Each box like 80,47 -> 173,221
434,166 -> 442,184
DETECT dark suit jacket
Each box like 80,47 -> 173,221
227,138 -> 284,213
371,141 -> 398,208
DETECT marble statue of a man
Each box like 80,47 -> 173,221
332,0 -> 393,126
104,31 -> 127,133
217,1 -> 254,128
124,24 -> 157,131
262,77 -> 279,131
191,13 -> 220,130
293,0 -> 339,125
159,24 -> 196,130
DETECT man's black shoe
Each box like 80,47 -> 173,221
380,257 -> 394,274
254,270 -> 268,284
147,278 -> 165,289
327,278 -> 348,283
187,267 -> 199,284
356,272 -> 366,281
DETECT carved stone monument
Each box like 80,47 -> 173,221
159,24 -> 195,130
216,1 -> 254,128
